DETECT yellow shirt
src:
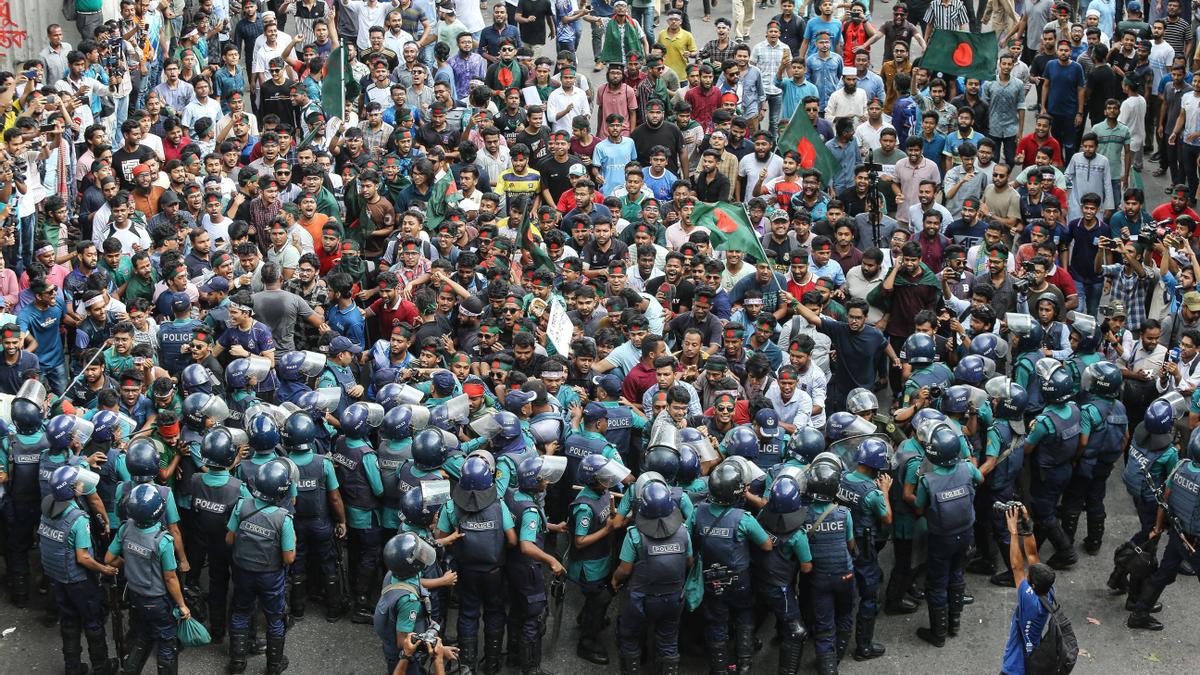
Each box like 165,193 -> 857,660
659,29 -> 697,79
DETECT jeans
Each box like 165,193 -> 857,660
1050,113 -> 1079,163
44,362 -> 69,395
633,6 -> 656,44
1071,274 -> 1105,317
766,92 -> 783,138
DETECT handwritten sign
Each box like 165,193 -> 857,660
546,300 -> 572,358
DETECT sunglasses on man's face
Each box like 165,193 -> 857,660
716,405 -> 734,412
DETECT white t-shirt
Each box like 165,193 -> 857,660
182,98 -> 223,131
349,0 -> 397,50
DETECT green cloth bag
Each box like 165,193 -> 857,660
174,608 -> 212,647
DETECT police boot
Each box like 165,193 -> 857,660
947,584 -> 967,638
883,574 -> 918,615
290,573 -> 307,619
707,640 -> 729,675
323,575 -> 345,623
834,628 -> 851,661
915,605 -> 948,648
576,593 -> 611,665
1060,510 -> 1081,545
226,629 -> 250,674
350,577 -> 373,624
618,651 -> 640,675
520,638 -> 553,675
9,571 -> 29,608
1127,583 -> 1166,631
852,615 -> 884,661
84,628 -> 118,675
778,622 -> 806,674
265,634 -> 289,675
735,624 -> 756,673
990,557 -> 1015,587
457,636 -> 477,675
1107,560 -> 1130,594
121,637 -> 152,675
1083,514 -> 1106,555
815,651 -> 838,675
481,631 -> 504,675
61,619 -> 88,675
1124,575 -> 1163,613
658,654 -> 679,675
506,625 -> 521,667
1044,524 -> 1079,570
965,554 -> 996,575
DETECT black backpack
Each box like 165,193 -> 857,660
1025,594 -> 1078,675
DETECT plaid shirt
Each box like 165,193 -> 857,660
1102,263 -> 1158,332
699,38 -> 739,66
752,40 -> 788,96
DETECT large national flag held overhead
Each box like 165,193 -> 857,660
778,105 -> 839,188
320,46 -> 359,120
692,202 -> 771,264
920,30 -> 999,82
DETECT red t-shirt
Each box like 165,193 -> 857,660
1150,203 -> 1200,234
368,297 -> 420,335
622,362 -> 659,404
1017,134 -> 1063,167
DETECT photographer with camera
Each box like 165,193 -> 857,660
999,503 -> 1063,674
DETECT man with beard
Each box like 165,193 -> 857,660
667,286 -> 723,355
196,276 -> 232,342
60,346 -> 116,409
869,240 -> 941,381
0,324 -> 38,394
64,241 -> 103,315
731,258 -> 791,320
646,251 -> 696,313
567,285 -> 609,335
631,100 -> 688,176
762,151 -> 804,212
738,132 -> 785,203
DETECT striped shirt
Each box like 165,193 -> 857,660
1162,17 -> 1190,58
924,0 -> 968,30
752,40 -> 789,96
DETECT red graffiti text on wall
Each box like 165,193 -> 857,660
0,0 -> 28,59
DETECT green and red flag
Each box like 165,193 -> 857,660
778,104 -> 839,188
320,46 -> 360,120
692,201 -> 771,264
424,170 -> 461,232
518,206 -> 556,273
920,30 -> 999,83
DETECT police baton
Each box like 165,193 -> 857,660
46,339 -> 112,410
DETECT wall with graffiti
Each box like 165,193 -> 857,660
0,0 -> 119,64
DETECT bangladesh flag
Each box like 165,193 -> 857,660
425,170 -> 461,232
920,30 -> 999,83
692,202 -> 771,264
517,204 -> 556,273
778,104 -> 839,188
320,46 -> 360,120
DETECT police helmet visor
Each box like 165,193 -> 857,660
76,466 -> 100,491
468,411 -> 502,439
397,384 -> 427,405
773,464 -> 808,492
845,387 -> 878,413
227,428 -> 249,448
74,418 -> 95,446
726,455 -> 766,484
297,350 -> 328,377
537,455 -> 567,484
200,395 -> 231,423
1066,311 -> 1097,338
1004,312 -> 1036,337
16,379 -> 48,410
1034,357 -> 1063,382
244,355 -> 274,382
420,479 -> 452,507
1154,390 -> 1188,420
593,457 -> 632,488
443,393 -> 471,423
827,433 -> 893,469
647,420 -> 679,453
315,387 -> 344,412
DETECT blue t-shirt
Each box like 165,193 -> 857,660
803,18 -> 842,56
18,302 -> 67,368
1001,580 -> 1054,674
1042,59 -> 1085,118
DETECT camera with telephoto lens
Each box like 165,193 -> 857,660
1012,275 -> 1031,294
926,384 -> 944,399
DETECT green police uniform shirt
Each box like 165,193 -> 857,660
568,486 -> 615,582
384,572 -> 424,633
384,463 -> 445,528
692,503 -> 772,547
618,484 -> 695,523
915,463 -> 984,508
1025,403 -> 1093,448
226,498 -> 297,552
513,491 -> 547,544
618,525 -> 695,563
843,471 -> 889,522
436,499 -> 516,532
343,438 -> 385,530
107,521 -> 178,571
60,502 -> 94,551
779,524 -> 814,564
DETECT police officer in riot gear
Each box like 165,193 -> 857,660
334,402 -> 386,624
884,411 -> 947,616
611,476 -> 692,675
5,398 -> 54,607
845,387 -> 904,445
435,452 -> 516,675
694,460 -> 774,675
897,333 -> 953,410
283,412 -> 348,622
1127,430 -> 1200,630
969,378 -> 1029,587
804,457 -> 854,675
379,406 -> 418,536
39,465 -> 120,675
1112,394 -> 1182,604
753,475 -> 813,675
400,483 -> 458,640
1008,313 -> 1047,419
506,455 -> 568,675
181,428 -> 244,643
373,532 -> 438,674
1062,362 -> 1128,556
838,438 -> 893,661
1023,359 -> 1088,570
115,438 -> 190,575
105,483 -> 192,675
568,453 -> 629,665
492,410 -> 538,497
915,424 -> 982,648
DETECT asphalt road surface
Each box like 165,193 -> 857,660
3,2 -> 1199,673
